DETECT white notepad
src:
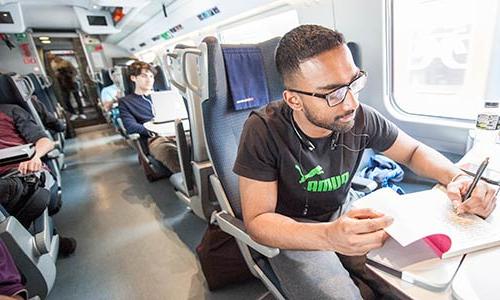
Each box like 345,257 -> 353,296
353,188 -> 500,259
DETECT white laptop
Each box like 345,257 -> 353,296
150,90 -> 188,124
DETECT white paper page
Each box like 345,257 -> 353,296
354,188 -> 500,257
353,188 -> 443,246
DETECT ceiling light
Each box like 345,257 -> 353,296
92,5 -> 99,9
41,40 -> 51,44
39,36 -> 50,41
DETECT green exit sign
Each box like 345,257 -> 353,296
160,31 -> 173,40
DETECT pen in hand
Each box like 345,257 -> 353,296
456,157 -> 490,215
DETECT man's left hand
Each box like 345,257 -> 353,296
17,156 -> 43,175
447,175 -> 498,218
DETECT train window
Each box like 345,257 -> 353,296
391,0 -> 498,120
219,9 -> 299,44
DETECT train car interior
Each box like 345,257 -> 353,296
0,0 -> 500,299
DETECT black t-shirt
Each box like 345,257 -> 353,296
233,101 -> 399,222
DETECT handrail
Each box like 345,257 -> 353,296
86,66 -> 100,83
22,76 -> 35,98
33,74 -> 46,89
163,52 -> 186,93
44,75 -> 54,88
181,49 -> 202,95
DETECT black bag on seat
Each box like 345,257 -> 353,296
0,173 -> 50,227
196,224 -> 254,290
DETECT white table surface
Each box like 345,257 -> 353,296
143,119 -> 190,137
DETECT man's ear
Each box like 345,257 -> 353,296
130,75 -> 136,83
283,90 -> 303,111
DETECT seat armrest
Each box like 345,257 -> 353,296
128,133 -> 140,140
129,135 -> 151,164
0,144 -> 35,166
34,209 -> 52,255
351,176 -> 378,194
175,119 -> 195,195
215,211 -> 280,258
46,149 -> 60,159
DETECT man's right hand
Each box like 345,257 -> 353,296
326,208 -> 393,256
18,156 -> 43,175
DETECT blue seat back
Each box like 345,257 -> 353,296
0,74 -> 31,113
27,74 -> 56,114
201,36 -> 283,218
347,42 -> 362,69
101,69 -> 113,87
153,65 -> 170,91
121,67 -> 134,96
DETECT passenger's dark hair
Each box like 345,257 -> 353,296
128,61 -> 157,77
275,25 -> 345,85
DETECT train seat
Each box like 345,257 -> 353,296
199,35 -> 383,299
163,44 -> 217,221
200,36 -> 286,299
0,144 -> 59,299
0,73 -> 64,207
26,73 -> 66,154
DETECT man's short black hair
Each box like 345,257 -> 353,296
275,25 -> 345,85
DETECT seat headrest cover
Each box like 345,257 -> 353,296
222,47 -> 270,111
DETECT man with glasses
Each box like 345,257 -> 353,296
233,25 -> 497,299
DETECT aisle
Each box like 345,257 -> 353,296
47,126 -> 206,300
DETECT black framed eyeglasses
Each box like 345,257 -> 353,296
288,71 -> 367,107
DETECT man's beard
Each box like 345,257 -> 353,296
303,106 -> 356,133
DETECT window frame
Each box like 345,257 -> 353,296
385,0 -> 497,125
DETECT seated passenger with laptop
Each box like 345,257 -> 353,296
234,25 -> 498,299
119,61 -> 180,173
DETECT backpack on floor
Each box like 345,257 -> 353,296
196,223 -> 254,290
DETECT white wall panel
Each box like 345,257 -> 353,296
117,0 -> 279,52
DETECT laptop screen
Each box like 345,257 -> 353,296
150,90 -> 188,123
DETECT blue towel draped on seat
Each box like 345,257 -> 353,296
222,47 -> 270,110
360,154 -> 405,194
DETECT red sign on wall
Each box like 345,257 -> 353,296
19,43 -> 36,64
23,57 -> 37,64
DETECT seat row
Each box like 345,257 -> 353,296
0,72 -> 71,299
